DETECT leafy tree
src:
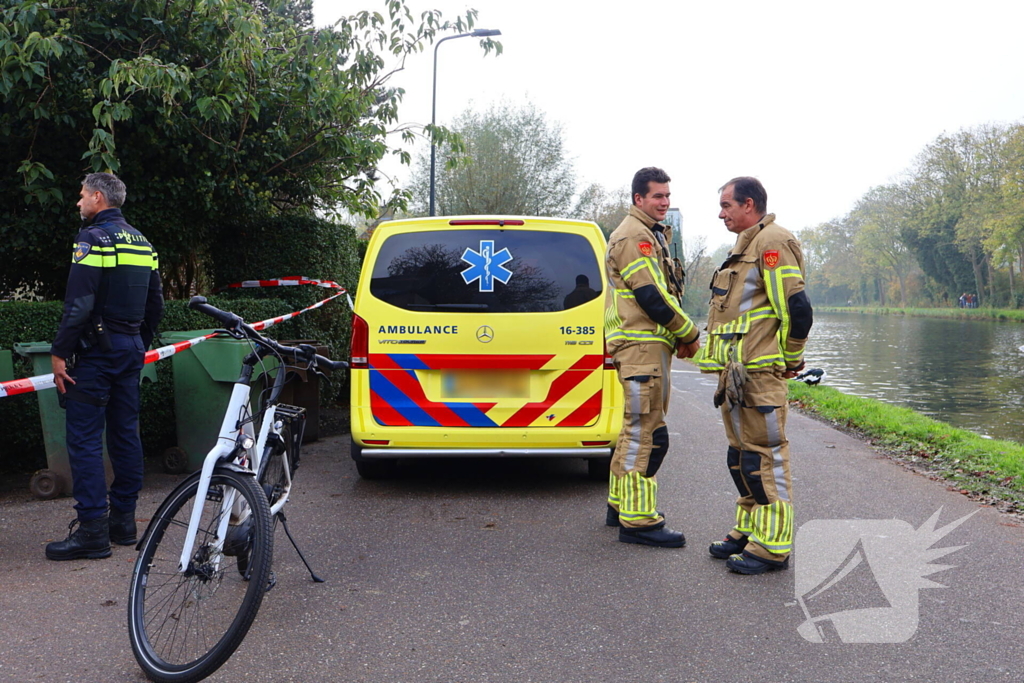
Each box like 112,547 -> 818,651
801,218 -> 864,305
572,182 -> 631,237
407,102 -> 575,217
0,0 -> 499,297
850,185 -> 916,307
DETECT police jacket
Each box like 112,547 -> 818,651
695,213 -> 812,374
604,205 -> 698,363
51,208 -> 164,358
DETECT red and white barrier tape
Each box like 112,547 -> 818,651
216,276 -> 345,291
1,277 -> 350,398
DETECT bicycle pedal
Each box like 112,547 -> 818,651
265,570 -> 277,592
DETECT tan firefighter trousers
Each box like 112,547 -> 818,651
607,343 -> 672,529
720,370 -> 794,561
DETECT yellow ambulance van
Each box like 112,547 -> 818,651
349,216 -> 622,479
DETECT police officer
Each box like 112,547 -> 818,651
45,173 -> 163,561
604,167 -> 700,547
696,177 -> 812,574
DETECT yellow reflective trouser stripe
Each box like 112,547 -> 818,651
734,506 -> 754,536
607,470 -> 621,508
749,500 -> 793,554
617,470 -> 658,520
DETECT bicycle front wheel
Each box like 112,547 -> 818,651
128,468 -> 273,683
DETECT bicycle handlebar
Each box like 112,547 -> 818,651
189,296 -> 243,330
187,296 -> 349,371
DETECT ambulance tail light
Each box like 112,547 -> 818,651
603,341 -> 615,370
351,313 -> 368,369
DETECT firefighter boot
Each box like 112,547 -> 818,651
726,549 -> 790,575
709,534 -> 748,559
619,521 -> 685,548
45,516 -> 112,561
109,508 -> 137,546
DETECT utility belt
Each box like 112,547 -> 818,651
77,316 -> 141,353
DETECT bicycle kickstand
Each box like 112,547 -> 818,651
277,510 -> 325,583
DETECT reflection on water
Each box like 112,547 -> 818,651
804,312 -> 1024,443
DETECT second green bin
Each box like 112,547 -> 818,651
161,330 -> 277,473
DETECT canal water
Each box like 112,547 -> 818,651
802,311 -> 1024,444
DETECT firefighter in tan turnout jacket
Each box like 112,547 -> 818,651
696,176 -> 813,574
604,167 -> 700,548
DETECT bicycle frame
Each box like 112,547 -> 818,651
176,367 -> 287,573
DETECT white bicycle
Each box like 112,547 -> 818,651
128,296 -> 347,682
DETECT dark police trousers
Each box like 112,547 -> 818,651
65,332 -> 145,522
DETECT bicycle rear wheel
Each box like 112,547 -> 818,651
128,468 -> 273,683
258,425 -> 294,508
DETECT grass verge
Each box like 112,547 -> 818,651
817,305 -> 1024,322
788,381 -> 1024,514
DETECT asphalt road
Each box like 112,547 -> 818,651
2,366 -> 1023,682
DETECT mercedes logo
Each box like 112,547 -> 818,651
476,325 -> 494,343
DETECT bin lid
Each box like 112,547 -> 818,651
13,342 -> 52,356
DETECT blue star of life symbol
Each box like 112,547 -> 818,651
460,240 -> 513,292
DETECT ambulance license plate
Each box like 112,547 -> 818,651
442,370 -> 529,399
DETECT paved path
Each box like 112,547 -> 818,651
1,366 -> 1022,682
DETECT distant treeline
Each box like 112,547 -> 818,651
801,123 -> 1024,309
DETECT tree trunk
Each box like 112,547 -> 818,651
1007,259 -> 1015,307
969,246 -> 984,306
896,271 -> 907,307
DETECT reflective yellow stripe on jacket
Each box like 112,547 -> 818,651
694,305 -> 783,371
608,256 -> 693,347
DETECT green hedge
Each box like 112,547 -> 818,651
0,295 -> 352,474
0,213 -> 361,475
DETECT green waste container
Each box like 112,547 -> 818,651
0,349 -> 13,382
160,330 -> 277,473
13,342 -> 157,500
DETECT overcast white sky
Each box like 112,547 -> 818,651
314,0 -> 1024,250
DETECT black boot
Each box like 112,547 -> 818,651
45,517 -> 112,561
605,505 -> 619,527
109,508 -> 137,546
726,549 -> 790,575
709,534 -> 748,559
619,521 -> 685,548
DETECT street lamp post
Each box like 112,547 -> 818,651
429,28 -> 501,217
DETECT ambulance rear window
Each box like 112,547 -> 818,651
369,229 -> 602,313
